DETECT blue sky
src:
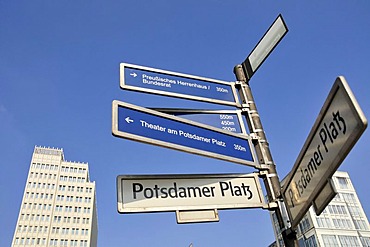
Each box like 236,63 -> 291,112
1,1 -> 369,246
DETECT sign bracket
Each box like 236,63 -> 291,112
234,65 -> 295,246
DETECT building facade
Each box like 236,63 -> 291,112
11,146 -> 98,247
270,171 -> 370,247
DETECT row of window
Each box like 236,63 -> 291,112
53,216 -> 90,224
55,205 -> 91,214
51,227 -> 89,235
326,205 -> 347,215
347,205 -> 362,217
22,203 -> 52,211
340,192 -> 357,204
14,237 -> 88,246
27,182 -> 55,190
31,163 -> 59,171
14,237 -> 46,246
360,236 -> 370,247
59,176 -> 86,183
316,216 -> 368,230
316,216 -> 331,228
25,192 -> 53,200
20,214 -> 50,222
338,235 -> 361,247
29,172 -> 57,180
321,234 -> 369,247
50,239 -> 88,247
353,219 -> 369,230
56,195 -> 93,203
61,166 -> 86,174
58,185 -> 93,193
16,225 -> 48,233
17,224 -> 49,233
332,218 -> 352,229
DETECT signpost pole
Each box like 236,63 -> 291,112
233,65 -> 298,247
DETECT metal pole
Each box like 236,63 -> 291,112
233,65 -> 298,247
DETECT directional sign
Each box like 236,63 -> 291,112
120,63 -> 239,106
112,100 -> 258,168
117,173 -> 265,214
282,76 -> 367,228
153,108 -> 246,134
242,14 -> 288,81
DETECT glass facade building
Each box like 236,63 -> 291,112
270,171 -> 370,247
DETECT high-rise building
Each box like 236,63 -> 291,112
270,171 -> 370,247
11,146 -> 98,247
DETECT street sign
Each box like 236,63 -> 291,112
117,173 -> 265,214
176,209 -> 219,224
112,100 -> 258,168
153,108 -> 246,134
242,14 -> 288,81
282,76 -> 367,228
312,178 -> 336,216
120,63 -> 240,106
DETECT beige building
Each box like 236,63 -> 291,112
270,171 -> 370,247
11,146 -> 97,247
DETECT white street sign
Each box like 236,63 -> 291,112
282,76 -> 367,228
242,14 -> 288,80
117,173 -> 265,214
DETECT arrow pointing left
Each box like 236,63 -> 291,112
125,117 -> 134,124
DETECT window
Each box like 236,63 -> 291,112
354,219 -> 369,230
53,216 -> 61,223
322,235 -> 339,247
337,177 -> 350,189
50,239 -> 58,246
299,217 -> 311,233
70,240 -> 78,246
348,205 -> 361,216
81,229 -> 89,235
80,240 -> 88,247
360,237 -> 370,247
338,236 -> 361,247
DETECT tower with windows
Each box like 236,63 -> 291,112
11,146 -> 98,247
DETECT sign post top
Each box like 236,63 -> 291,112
242,14 -> 288,81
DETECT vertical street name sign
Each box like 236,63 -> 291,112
117,173 -> 265,213
112,100 -> 258,168
282,76 -> 367,228
242,14 -> 288,81
120,63 -> 240,106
